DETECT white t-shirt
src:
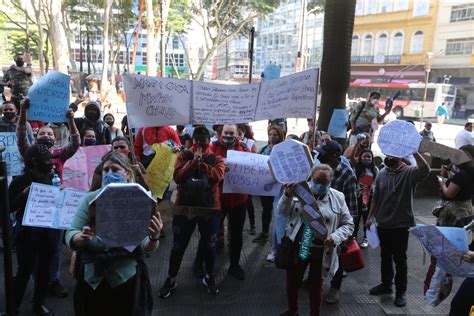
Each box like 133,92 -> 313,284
454,129 -> 474,149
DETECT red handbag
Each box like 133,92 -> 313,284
340,238 -> 365,272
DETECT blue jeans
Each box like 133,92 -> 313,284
49,230 -> 63,282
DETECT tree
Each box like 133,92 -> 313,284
317,0 -> 356,133
8,31 -> 40,60
101,0 -> 114,94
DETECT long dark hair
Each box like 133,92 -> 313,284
237,123 -> 255,140
355,149 -> 378,179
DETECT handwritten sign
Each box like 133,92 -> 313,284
27,71 -> 70,122
377,119 -> 422,158
22,182 -> 88,229
255,68 -> 319,121
0,132 -> 24,176
327,109 -> 349,138
419,139 -> 471,165
123,75 -> 191,128
147,143 -> 178,199
62,145 -> 111,191
262,64 -> 281,81
223,151 -> 282,196
269,139 -> 313,184
192,82 -> 259,124
93,183 -> 153,248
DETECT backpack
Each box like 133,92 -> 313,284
178,150 -> 217,208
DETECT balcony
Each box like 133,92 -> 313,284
351,55 -> 402,64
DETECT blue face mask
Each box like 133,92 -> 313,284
310,181 -> 330,196
102,172 -> 127,186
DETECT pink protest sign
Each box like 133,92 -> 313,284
62,145 -> 111,191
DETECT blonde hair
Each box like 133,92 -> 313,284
102,152 -> 136,183
310,163 -> 334,179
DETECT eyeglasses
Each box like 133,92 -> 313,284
113,145 -> 127,150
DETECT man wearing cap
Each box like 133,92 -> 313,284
8,144 -> 59,315
350,91 -> 391,136
317,140 -> 358,304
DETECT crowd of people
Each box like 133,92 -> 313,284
1,53 -> 474,316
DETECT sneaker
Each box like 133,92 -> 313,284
228,265 -> 246,280
324,288 -> 340,304
49,280 -> 68,298
193,259 -> 205,279
279,311 -> 298,316
249,225 -> 256,235
360,238 -> 369,248
369,283 -> 392,295
394,292 -> 407,307
159,278 -> 177,298
342,270 -> 348,278
202,275 -> 219,295
253,232 -> 269,242
266,251 -> 275,263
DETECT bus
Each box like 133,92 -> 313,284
347,83 -> 457,119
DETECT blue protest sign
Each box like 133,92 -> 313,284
262,64 -> 281,81
328,109 -> 349,138
0,132 -> 24,176
27,71 -> 70,122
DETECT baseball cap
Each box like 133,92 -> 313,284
318,140 -> 343,157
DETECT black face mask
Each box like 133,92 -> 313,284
222,136 -> 236,145
37,138 -> 55,149
15,60 -> 24,67
269,136 -> 280,145
3,112 -> 16,120
384,157 -> 399,168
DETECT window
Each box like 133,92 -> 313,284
450,4 -> 474,22
165,53 -> 185,67
379,0 -> 392,13
413,0 -> 430,17
363,34 -> 373,56
351,35 -> 360,56
410,31 -> 424,54
390,32 -> 404,55
365,0 -> 377,14
393,0 -> 408,11
172,36 -> 179,49
376,33 -> 388,55
446,37 -> 474,55
142,52 -> 147,64
234,65 -> 249,75
355,0 -> 364,15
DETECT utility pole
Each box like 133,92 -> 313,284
420,52 -> 433,128
296,0 -> 307,73
248,27 -> 255,83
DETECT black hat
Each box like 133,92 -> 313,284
369,91 -> 381,98
318,140 -> 343,157
192,126 -> 210,139
24,144 -> 56,163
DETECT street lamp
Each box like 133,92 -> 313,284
420,51 -> 433,128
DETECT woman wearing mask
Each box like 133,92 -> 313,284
90,136 -> 148,191
344,132 -> 371,166
254,125 -> 285,242
279,164 -> 354,316
81,128 -> 97,147
65,153 -> 163,316
351,149 -> 378,248
104,113 -> 123,139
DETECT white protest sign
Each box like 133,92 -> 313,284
255,68 -> 319,121
123,74 -> 191,128
22,183 -> 88,229
377,119 -> 421,158
223,151 -> 282,196
269,139 -> 313,184
192,82 -> 259,124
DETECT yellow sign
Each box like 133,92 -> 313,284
146,144 -> 178,199
470,305 -> 474,316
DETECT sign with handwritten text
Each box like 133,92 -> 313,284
0,132 -> 24,176
328,109 -> 349,138
123,75 -> 191,128
27,71 -> 70,122
377,119 -> 422,158
223,151 -> 282,196
268,139 -> 313,184
147,143 -> 178,199
22,182 -> 88,229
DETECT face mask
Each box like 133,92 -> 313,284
106,121 -> 114,127
370,99 -> 379,106
384,157 -> 399,168
3,112 -> 16,120
222,136 -> 236,145
361,159 -> 372,166
84,138 -> 97,146
310,181 -> 330,196
103,172 -> 127,186
15,60 -> 24,67
269,136 -> 280,145
37,138 -> 55,149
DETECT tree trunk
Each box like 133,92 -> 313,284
31,0 -> 45,75
145,0 -> 157,76
318,0 -> 356,133
160,0 -> 170,77
49,0 -> 69,74
101,0 -> 114,96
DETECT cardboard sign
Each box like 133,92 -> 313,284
377,119 -> 422,158
328,109 -> 349,138
123,75 -> 191,128
27,71 -> 70,122
62,145 -> 111,191
192,82 -> 259,124
22,182 -> 88,229
262,64 -> 281,81
93,183 -> 153,248
0,132 -> 24,176
419,139 -> 471,165
223,151 -> 282,196
268,139 -> 313,184
147,143 -> 178,199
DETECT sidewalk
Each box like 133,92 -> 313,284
0,195 -> 459,315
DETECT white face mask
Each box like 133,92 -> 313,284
370,99 -> 379,106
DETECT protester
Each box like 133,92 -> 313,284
344,132 -> 371,165
300,119 -> 321,150
454,122 -> 474,149
0,101 -> 33,141
254,125 -> 285,242
419,122 -> 436,142
134,125 -> 182,168
90,136 -> 148,191
436,102 -> 449,125
210,124 -> 223,143
176,125 -> 192,149
65,153 -> 162,316
47,122 -> 70,148
237,123 -> 258,153
121,115 -> 129,136
84,81 -> 100,103
317,140 -> 358,304
159,127 -> 225,297
449,250 -> 474,316
104,113 -> 123,139
351,149 -> 378,248
75,101 -> 111,145
2,53 -> 32,107
8,144 -> 59,315
349,91 -> 391,137
80,127 -> 97,147
278,164 -> 354,316
366,152 -> 430,307
210,124 -> 250,280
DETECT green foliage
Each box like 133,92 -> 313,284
307,0 -> 325,15
8,30 -> 40,60
168,0 -> 192,34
